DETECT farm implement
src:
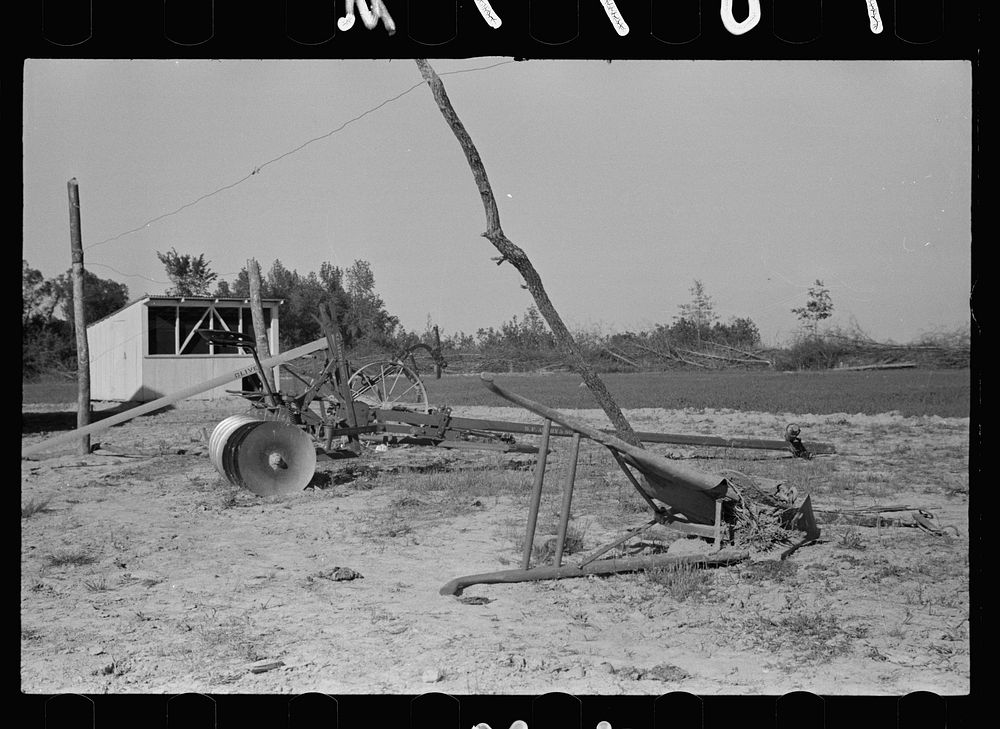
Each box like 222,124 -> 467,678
198,326 -> 824,591
438,374 -> 820,595
198,323 -> 834,499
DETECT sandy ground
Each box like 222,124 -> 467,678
21,400 -> 970,696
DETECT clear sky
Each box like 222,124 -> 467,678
22,58 -> 971,346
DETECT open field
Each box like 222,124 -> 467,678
23,368 -> 972,417
422,369 -> 972,418
21,371 -> 971,696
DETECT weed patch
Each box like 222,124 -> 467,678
740,560 -> 799,583
197,614 -> 268,662
46,549 -> 98,568
836,527 -> 866,550
83,577 -> 111,592
741,611 -> 854,662
529,525 -> 587,565
21,497 -> 52,519
645,560 -> 715,602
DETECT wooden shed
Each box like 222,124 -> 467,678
86,296 -> 282,402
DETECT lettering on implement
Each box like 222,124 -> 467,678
234,365 -> 258,379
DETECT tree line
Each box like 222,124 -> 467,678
32,248 -> 931,379
22,252 -> 406,378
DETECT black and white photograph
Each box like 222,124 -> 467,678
21,0 -> 976,718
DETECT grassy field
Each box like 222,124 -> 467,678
23,368 -> 971,418
423,369 -> 971,417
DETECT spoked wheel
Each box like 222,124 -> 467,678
348,360 -> 430,413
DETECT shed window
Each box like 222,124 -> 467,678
148,307 -> 176,355
147,303 -> 272,355
214,308 -> 241,354
179,309 -> 211,355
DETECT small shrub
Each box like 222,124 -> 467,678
740,559 -> 799,583
21,497 -> 52,519
46,549 -> 97,568
836,527 -> 866,550
83,577 -> 110,592
772,337 -> 848,371
645,560 -> 714,602
198,615 -> 265,662
529,525 -> 587,564
742,611 -> 853,662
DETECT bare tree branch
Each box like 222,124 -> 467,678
415,59 -> 642,447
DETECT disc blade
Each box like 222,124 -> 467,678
232,421 -> 317,496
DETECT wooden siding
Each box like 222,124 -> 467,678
142,355 -> 264,400
87,297 -> 282,402
87,303 -> 143,400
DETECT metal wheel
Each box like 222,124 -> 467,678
348,360 -> 429,413
209,415 -> 317,496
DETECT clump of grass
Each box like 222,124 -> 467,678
873,563 -> 905,580
198,614 -> 266,662
353,508 -> 415,544
218,487 -> 240,509
529,525 -> 587,565
645,560 -> 714,602
21,497 -> 52,519
607,473 -> 648,515
836,527 -> 866,550
83,576 -> 110,592
740,559 -> 799,583
944,484 -> 969,498
46,549 -> 97,568
742,611 -> 853,662
414,467 -> 529,503
885,622 -> 908,640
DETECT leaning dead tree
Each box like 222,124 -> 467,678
415,59 -> 642,448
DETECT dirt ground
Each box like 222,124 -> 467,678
20,399 -> 970,696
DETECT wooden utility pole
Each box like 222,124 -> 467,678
67,178 -> 91,455
246,258 -> 276,394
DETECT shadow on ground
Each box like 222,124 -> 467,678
20,403 -> 175,435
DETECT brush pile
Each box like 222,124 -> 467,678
720,470 -> 817,552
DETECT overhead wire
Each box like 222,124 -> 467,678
84,59 -> 517,254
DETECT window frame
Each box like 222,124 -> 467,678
145,301 -> 273,357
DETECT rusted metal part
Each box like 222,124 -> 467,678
439,550 -> 749,596
197,329 -> 281,410
576,519 -> 660,569
783,423 -> 812,458
246,389 -> 832,459
778,494 -> 821,560
553,433 -> 581,568
319,303 -> 361,454
398,411 -> 834,455
609,450 -> 665,516
480,373 -> 728,526
521,419 -> 552,570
